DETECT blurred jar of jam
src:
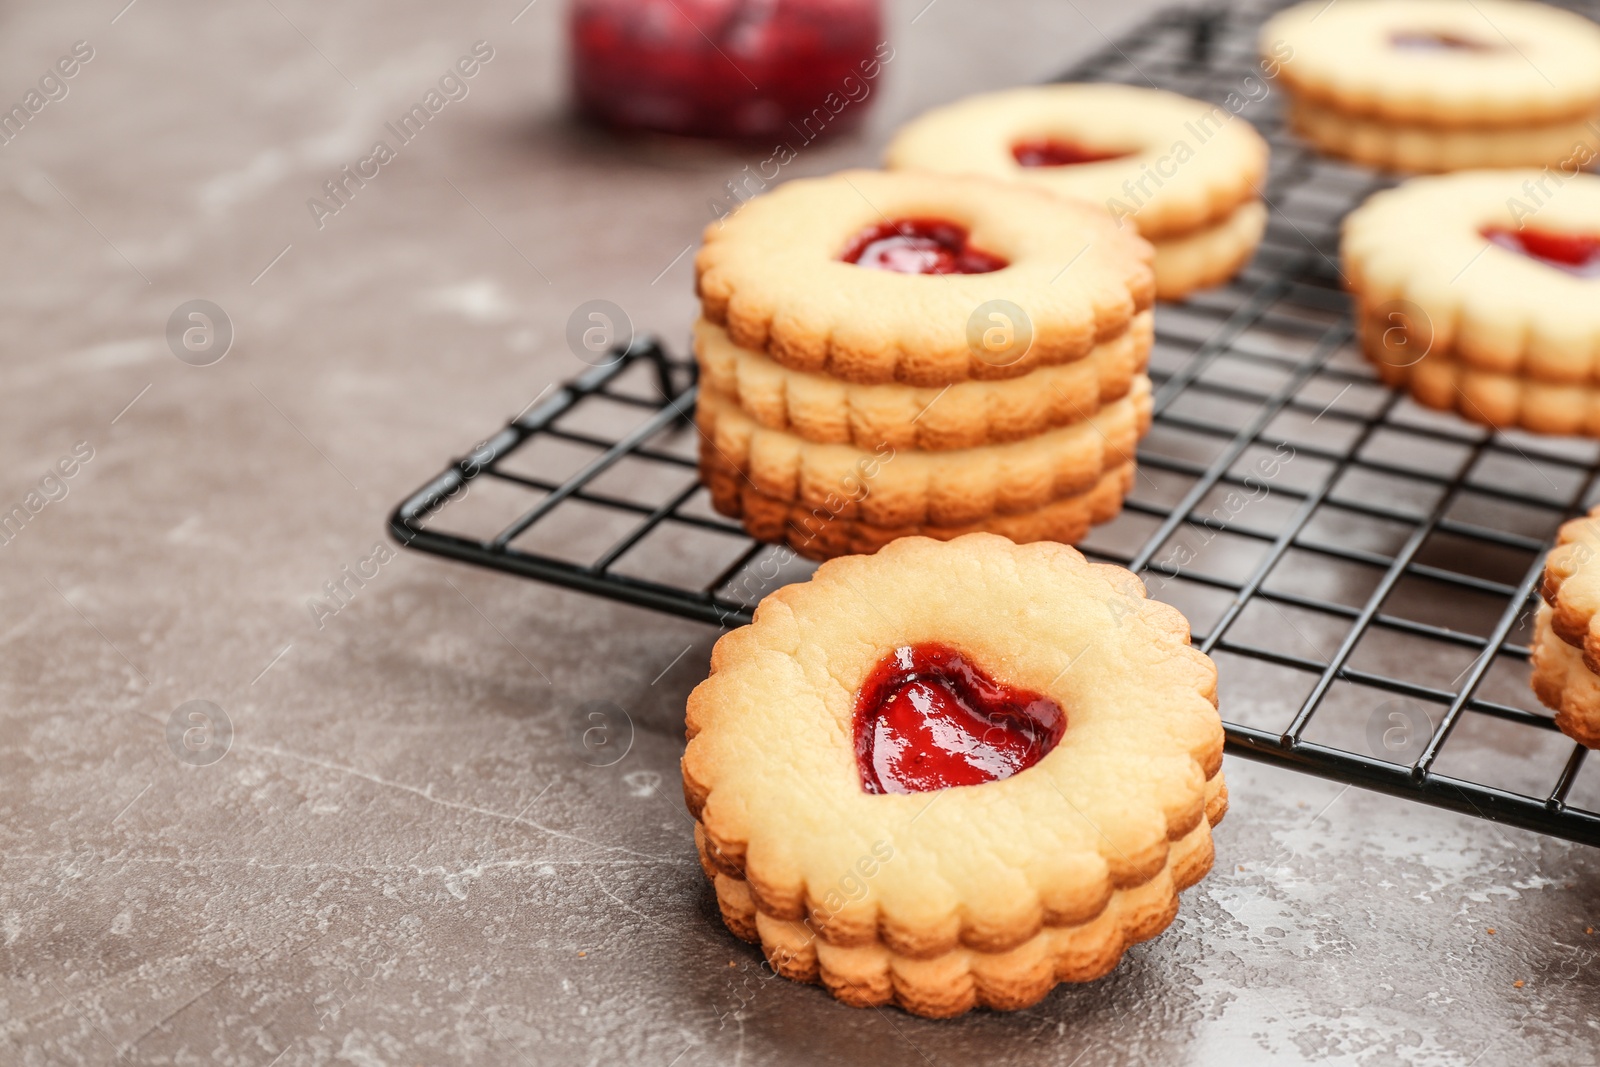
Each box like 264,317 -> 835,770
570,0 -> 886,141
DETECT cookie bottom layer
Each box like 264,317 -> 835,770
1367,336 -> 1600,437
1151,200 -> 1267,301
1530,604 -> 1600,748
694,772 -> 1227,1018
1291,97 -> 1600,172
703,456 -> 1134,561
694,312 -> 1153,452
696,376 -> 1151,527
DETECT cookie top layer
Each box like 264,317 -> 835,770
681,534 -> 1223,958
1264,0 -> 1600,128
884,84 -> 1269,241
694,169 -> 1154,387
1342,170 -> 1600,375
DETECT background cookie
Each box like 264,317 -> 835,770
1264,0 -> 1600,128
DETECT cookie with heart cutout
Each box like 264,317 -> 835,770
680,533 -> 1225,1017
693,310 -> 1152,452
694,169 -> 1155,386
884,84 -> 1270,300
696,375 -> 1151,528
1344,170 -> 1600,396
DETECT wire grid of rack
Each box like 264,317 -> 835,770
390,0 -> 1600,846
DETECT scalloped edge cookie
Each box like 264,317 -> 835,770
702,454 -> 1134,561
695,169 -> 1155,387
883,83 -> 1269,243
1344,172 -> 1600,383
680,534 -> 1226,1016
1530,603 -> 1600,748
1263,0 -> 1600,129
696,376 -> 1151,527
1539,507 -> 1600,670
1291,97 -> 1600,172
693,311 -> 1152,452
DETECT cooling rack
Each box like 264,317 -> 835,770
390,0 -> 1600,846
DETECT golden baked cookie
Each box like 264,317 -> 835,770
884,84 -> 1269,298
1539,507 -> 1600,670
1263,0 -> 1600,129
693,311 -> 1152,452
1531,604 -> 1600,748
696,376 -> 1151,528
681,534 -> 1226,1016
703,454 -> 1134,561
1344,171 -> 1600,392
1289,98 -> 1600,172
884,84 -> 1268,241
694,169 -> 1155,387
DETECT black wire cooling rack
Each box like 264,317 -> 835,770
390,0 -> 1600,846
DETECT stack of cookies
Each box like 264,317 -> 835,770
885,83 -> 1270,301
692,169 -> 1157,561
1343,170 -> 1600,435
1534,508 -> 1600,748
1264,0 -> 1600,172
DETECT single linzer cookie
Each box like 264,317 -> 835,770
694,311 -> 1152,452
1530,604 -> 1600,748
682,534 -> 1226,1017
697,376 -> 1151,529
704,456 -> 1134,561
884,84 -> 1269,300
694,169 -> 1155,386
1264,0 -> 1600,171
1344,170 -> 1600,432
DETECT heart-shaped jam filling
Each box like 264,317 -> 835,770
840,218 -> 1008,275
1011,138 -> 1132,167
853,644 -> 1066,795
1483,226 -> 1600,278
1390,31 -> 1500,51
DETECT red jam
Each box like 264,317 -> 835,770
840,219 -> 1008,275
569,0 -> 884,140
1390,31 -> 1499,51
1011,138 -> 1132,167
1483,226 -> 1600,278
853,644 -> 1066,794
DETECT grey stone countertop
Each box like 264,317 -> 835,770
4,0 -> 1599,1064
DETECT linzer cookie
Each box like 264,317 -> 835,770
1344,170 -> 1600,434
694,311 -> 1152,452
697,376 -> 1150,528
682,534 -> 1226,1016
885,84 -> 1270,300
1534,509 -> 1600,747
691,168 -> 1157,558
694,169 -> 1154,386
1264,0 -> 1600,171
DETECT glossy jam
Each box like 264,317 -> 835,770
853,644 -> 1066,794
569,0 -> 883,140
840,219 -> 1008,275
1390,31 -> 1499,51
1483,226 -> 1600,278
1011,138 -> 1132,167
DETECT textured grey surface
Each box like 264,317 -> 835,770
4,0 -> 1600,1064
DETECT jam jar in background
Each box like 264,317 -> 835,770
569,0 -> 886,141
